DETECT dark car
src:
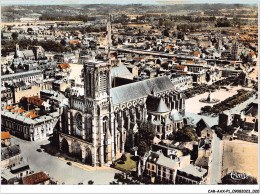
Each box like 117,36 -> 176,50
67,162 -> 72,166
36,149 -> 42,152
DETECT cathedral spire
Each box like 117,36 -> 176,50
106,14 -> 112,61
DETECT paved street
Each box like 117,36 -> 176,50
11,136 -> 119,185
210,132 -> 222,184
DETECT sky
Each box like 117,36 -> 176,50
1,0 -> 258,6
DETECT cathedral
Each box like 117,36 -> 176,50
56,16 -> 185,167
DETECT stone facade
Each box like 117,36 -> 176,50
1,110 -> 59,141
1,70 -> 44,87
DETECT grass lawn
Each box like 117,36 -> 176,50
114,154 -> 137,171
222,140 -> 258,179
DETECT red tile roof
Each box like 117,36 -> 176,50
174,65 -> 187,70
21,96 -> 45,106
12,108 -> 26,113
191,51 -> 200,55
134,57 -> 144,60
1,132 -> 11,140
6,105 -> 16,110
23,172 -> 50,185
26,111 -> 39,119
186,60 -> 195,64
179,71 -> 189,74
69,40 -> 79,44
57,63 -> 70,69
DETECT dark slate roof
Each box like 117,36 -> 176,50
2,70 -> 42,79
111,76 -> 174,104
196,118 -> 210,130
111,64 -> 132,79
1,145 -> 21,161
11,162 -> 30,174
112,77 -> 136,87
146,95 -> 169,113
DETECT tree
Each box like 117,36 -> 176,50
32,39 -> 39,46
201,106 -> 212,114
158,18 -> 163,27
137,141 -> 147,157
121,154 -> 127,163
138,121 -> 156,147
11,32 -> 18,40
174,126 -> 197,142
27,28 -> 33,33
163,29 -> 170,37
60,39 -> 66,46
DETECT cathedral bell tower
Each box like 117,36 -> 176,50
83,60 -> 114,166
82,14 -> 115,166
83,61 -> 111,100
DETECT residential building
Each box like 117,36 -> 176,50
1,131 -> 11,147
175,164 -> 207,184
1,107 -> 59,141
1,145 -> 22,168
23,172 -> 50,185
145,150 -> 181,184
1,70 -> 44,87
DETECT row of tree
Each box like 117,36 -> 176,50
39,14 -> 96,22
1,38 -> 80,56
202,90 -> 253,114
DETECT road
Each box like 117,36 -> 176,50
11,136 -> 119,185
210,132 -> 222,184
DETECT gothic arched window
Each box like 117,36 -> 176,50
76,113 -> 82,130
75,112 -> 82,137
86,117 -> 92,142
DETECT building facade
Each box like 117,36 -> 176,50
1,70 -> 44,87
1,108 -> 59,141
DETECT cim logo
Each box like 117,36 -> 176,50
230,171 -> 248,181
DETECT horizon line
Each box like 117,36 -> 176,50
2,0 -> 258,6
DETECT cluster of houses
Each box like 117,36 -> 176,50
135,118 -> 214,185
218,100 -> 258,143
1,132 -> 52,185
